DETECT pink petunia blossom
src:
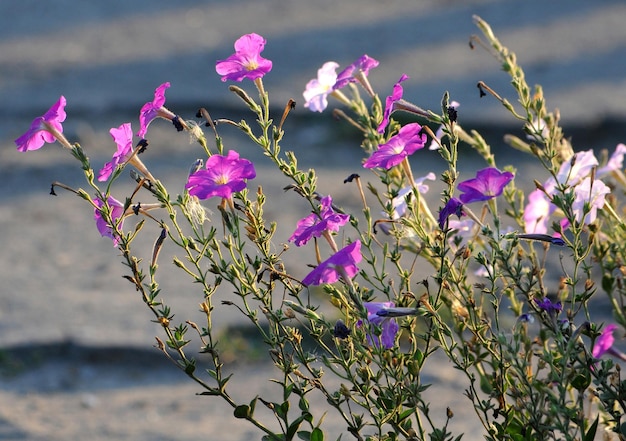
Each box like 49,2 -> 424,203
301,240 -> 362,286
138,82 -> 173,138
303,61 -> 340,112
289,195 -> 350,246
457,167 -> 514,204
98,123 -> 134,182
185,150 -> 256,200
215,33 -> 272,82
556,150 -> 598,187
334,54 -> 379,91
15,96 -> 67,152
597,143 -> 626,177
523,188 -> 556,234
571,177 -> 610,225
363,123 -> 426,169
593,324 -> 618,358
377,74 -> 408,133
94,196 -> 126,246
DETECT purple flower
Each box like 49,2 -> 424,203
334,54 -> 379,90
523,188 -> 556,234
458,167 -> 514,204
15,96 -> 67,152
138,82 -> 172,138
301,240 -> 362,286
534,297 -> 562,316
289,195 -> 350,246
363,123 -> 426,169
185,150 -> 256,200
98,123 -> 134,182
438,197 -> 464,229
358,302 -> 400,349
377,74 -> 408,133
303,61 -> 340,112
215,33 -> 272,83
593,324 -> 617,358
571,177 -> 610,225
597,143 -> 626,177
94,196 -> 126,246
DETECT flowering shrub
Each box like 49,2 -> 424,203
15,16 -> 626,441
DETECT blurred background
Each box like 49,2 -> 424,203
1,0 -> 625,439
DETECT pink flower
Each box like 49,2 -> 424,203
215,33 -> 272,82
301,241 -> 362,286
15,96 -> 67,152
363,123 -> 426,169
457,167 -> 514,204
593,324 -> 618,358
523,188 -> 556,234
597,143 -> 626,177
94,196 -> 126,246
289,196 -> 350,246
185,150 -> 256,200
556,150 -> 598,186
571,177 -> 610,225
358,302 -> 401,349
334,54 -> 379,90
377,74 -> 408,133
303,61 -> 340,112
138,82 -> 172,138
98,123 -> 134,182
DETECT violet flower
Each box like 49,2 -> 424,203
303,61 -> 340,112
438,197 -> 464,229
15,96 -> 67,152
458,167 -> 514,204
185,150 -> 256,200
98,123 -> 134,182
592,324 -> 618,358
289,195 -> 350,246
138,82 -> 174,138
571,177 -> 610,225
215,33 -> 272,82
363,123 -> 426,170
301,240 -> 362,286
334,54 -> 379,91
377,74 -> 408,133
597,143 -> 626,177
94,196 -> 126,246
534,297 -> 562,316
358,302 -> 401,349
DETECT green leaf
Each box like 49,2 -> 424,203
234,404 -> 251,419
310,428 -> 324,441
583,416 -> 599,441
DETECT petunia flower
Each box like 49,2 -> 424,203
289,195 -> 350,246
303,61 -> 340,112
556,150 -> 598,187
185,150 -> 256,200
15,96 -> 67,152
98,123 -> 134,181
358,302 -> 401,349
215,33 -> 272,83
377,74 -> 408,133
334,54 -> 379,95
388,173 -> 437,219
438,197 -> 464,229
138,82 -> 177,138
534,297 -> 562,316
597,143 -> 626,177
94,196 -> 126,247
571,177 -> 610,225
457,167 -> 514,204
301,240 -> 362,286
363,123 -> 426,169
592,324 -> 618,358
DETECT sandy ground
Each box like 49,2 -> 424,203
2,0 -> 626,440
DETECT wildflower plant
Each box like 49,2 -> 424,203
15,18 -> 626,441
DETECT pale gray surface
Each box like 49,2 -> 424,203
1,1 -> 623,440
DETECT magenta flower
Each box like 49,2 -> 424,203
593,324 -> 618,358
15,96 -> 67,152
438,197 -> 464,229
458,167 -> 514,204
363,123 -> 426,169
185,150 -> 256,200
334,54 -> 379,90
358,302 -> 400,349
377,74 -> 408,133
301,240 -> 362,286
215,33 -> 272,82
289,196 -> 350,246
138,82 -> 172,138
98,123 -> 134,182
303,61 -> 340,112
94,196 -> 126,246
571,177 -> 610,225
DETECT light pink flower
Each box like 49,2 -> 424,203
303,61 -> 340,112
571,177 -> 610,225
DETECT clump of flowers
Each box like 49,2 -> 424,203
14,18 -> 626,441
